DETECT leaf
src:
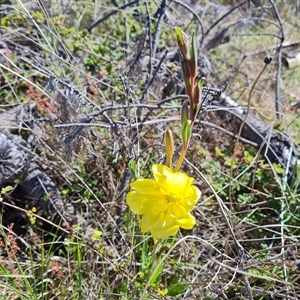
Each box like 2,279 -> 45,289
215,146 -> 225,157
167,283 -> 189,296
149,263 -> 163,286
225,157 -> 238,167
1,186 -> 13,195
244,150 -> 254,164
129,159 -> 138,181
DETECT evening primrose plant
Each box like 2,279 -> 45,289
126,27 -> 204,240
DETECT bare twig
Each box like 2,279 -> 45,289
228,57 -> 271,208
151,0 -> 168,57
171,0 -> 204,46
269,0 -> 285,120
87,0 -> 140,32
203,0 -> 247,39
199,120 -> 258,147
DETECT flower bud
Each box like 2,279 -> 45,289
190,31 -> 197,78
165,128 -> 174,168
193,83 -> 200,105
175,27 -> 190,60
181,59 -> 192,93
181,100 -> 189,127
182,120 -> 191,150
165,127 -> 174,157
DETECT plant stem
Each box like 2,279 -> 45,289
174,147 -> 187,172
165,154 -> 172,170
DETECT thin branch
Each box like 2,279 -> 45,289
203,0 -> 247,38
172,0 -> 204,46
87,0 -> 140,32
147,50 -> 168,89
151,0 -> 168,57
269,0 -> 285,120
198,121 -> 258,147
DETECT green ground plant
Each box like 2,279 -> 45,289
0,0 -> 300,299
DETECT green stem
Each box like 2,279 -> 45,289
152,240 -> 160,265
189,77 -> 195,121
165,154 -> 173,170
174,147 -> 187,172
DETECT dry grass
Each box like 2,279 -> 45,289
0,0 -> 300,299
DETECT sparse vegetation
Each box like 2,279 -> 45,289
0,0 -> 300,299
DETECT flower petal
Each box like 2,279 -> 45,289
176,212 -> 196,229
130,179 -> 163,195
127,164 -> 200,239
126,192 -> 147,215
169,204 -> 196,229
152,164 -> 174,183
126,179 -> 171,215
151,223 -> 179,239
178,185 -> 201,210
152,164 -> 195,197
141,212 -> 180,239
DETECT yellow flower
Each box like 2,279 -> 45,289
126,164 -> 201,239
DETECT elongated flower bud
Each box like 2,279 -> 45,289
181,59 -> 192,94
190,84 -> 200,121
165,128 -> 174,168
175,27 -> 190,60
190,31 -> 197,78
165,128 -> 174,156
193,83 -> 200,105
181,100 -> 189,127
197,77 -> 205,108
182,120 -> 191,150
181,100 -> 191,149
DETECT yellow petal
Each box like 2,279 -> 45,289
130,179 -> 163,195
141,212 -> 180,239
167,172 -> 193,195
126,178 -> 170,215
140,212 -> 159,232
178,185 -> 201,210
152,164 -> 174,184
153,164 -> 194,196
176,212 -> 196,229
127,164 -> 200,239
169,204 -> 196,229
151,223 -> 179,239
126,191 -> 152,215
